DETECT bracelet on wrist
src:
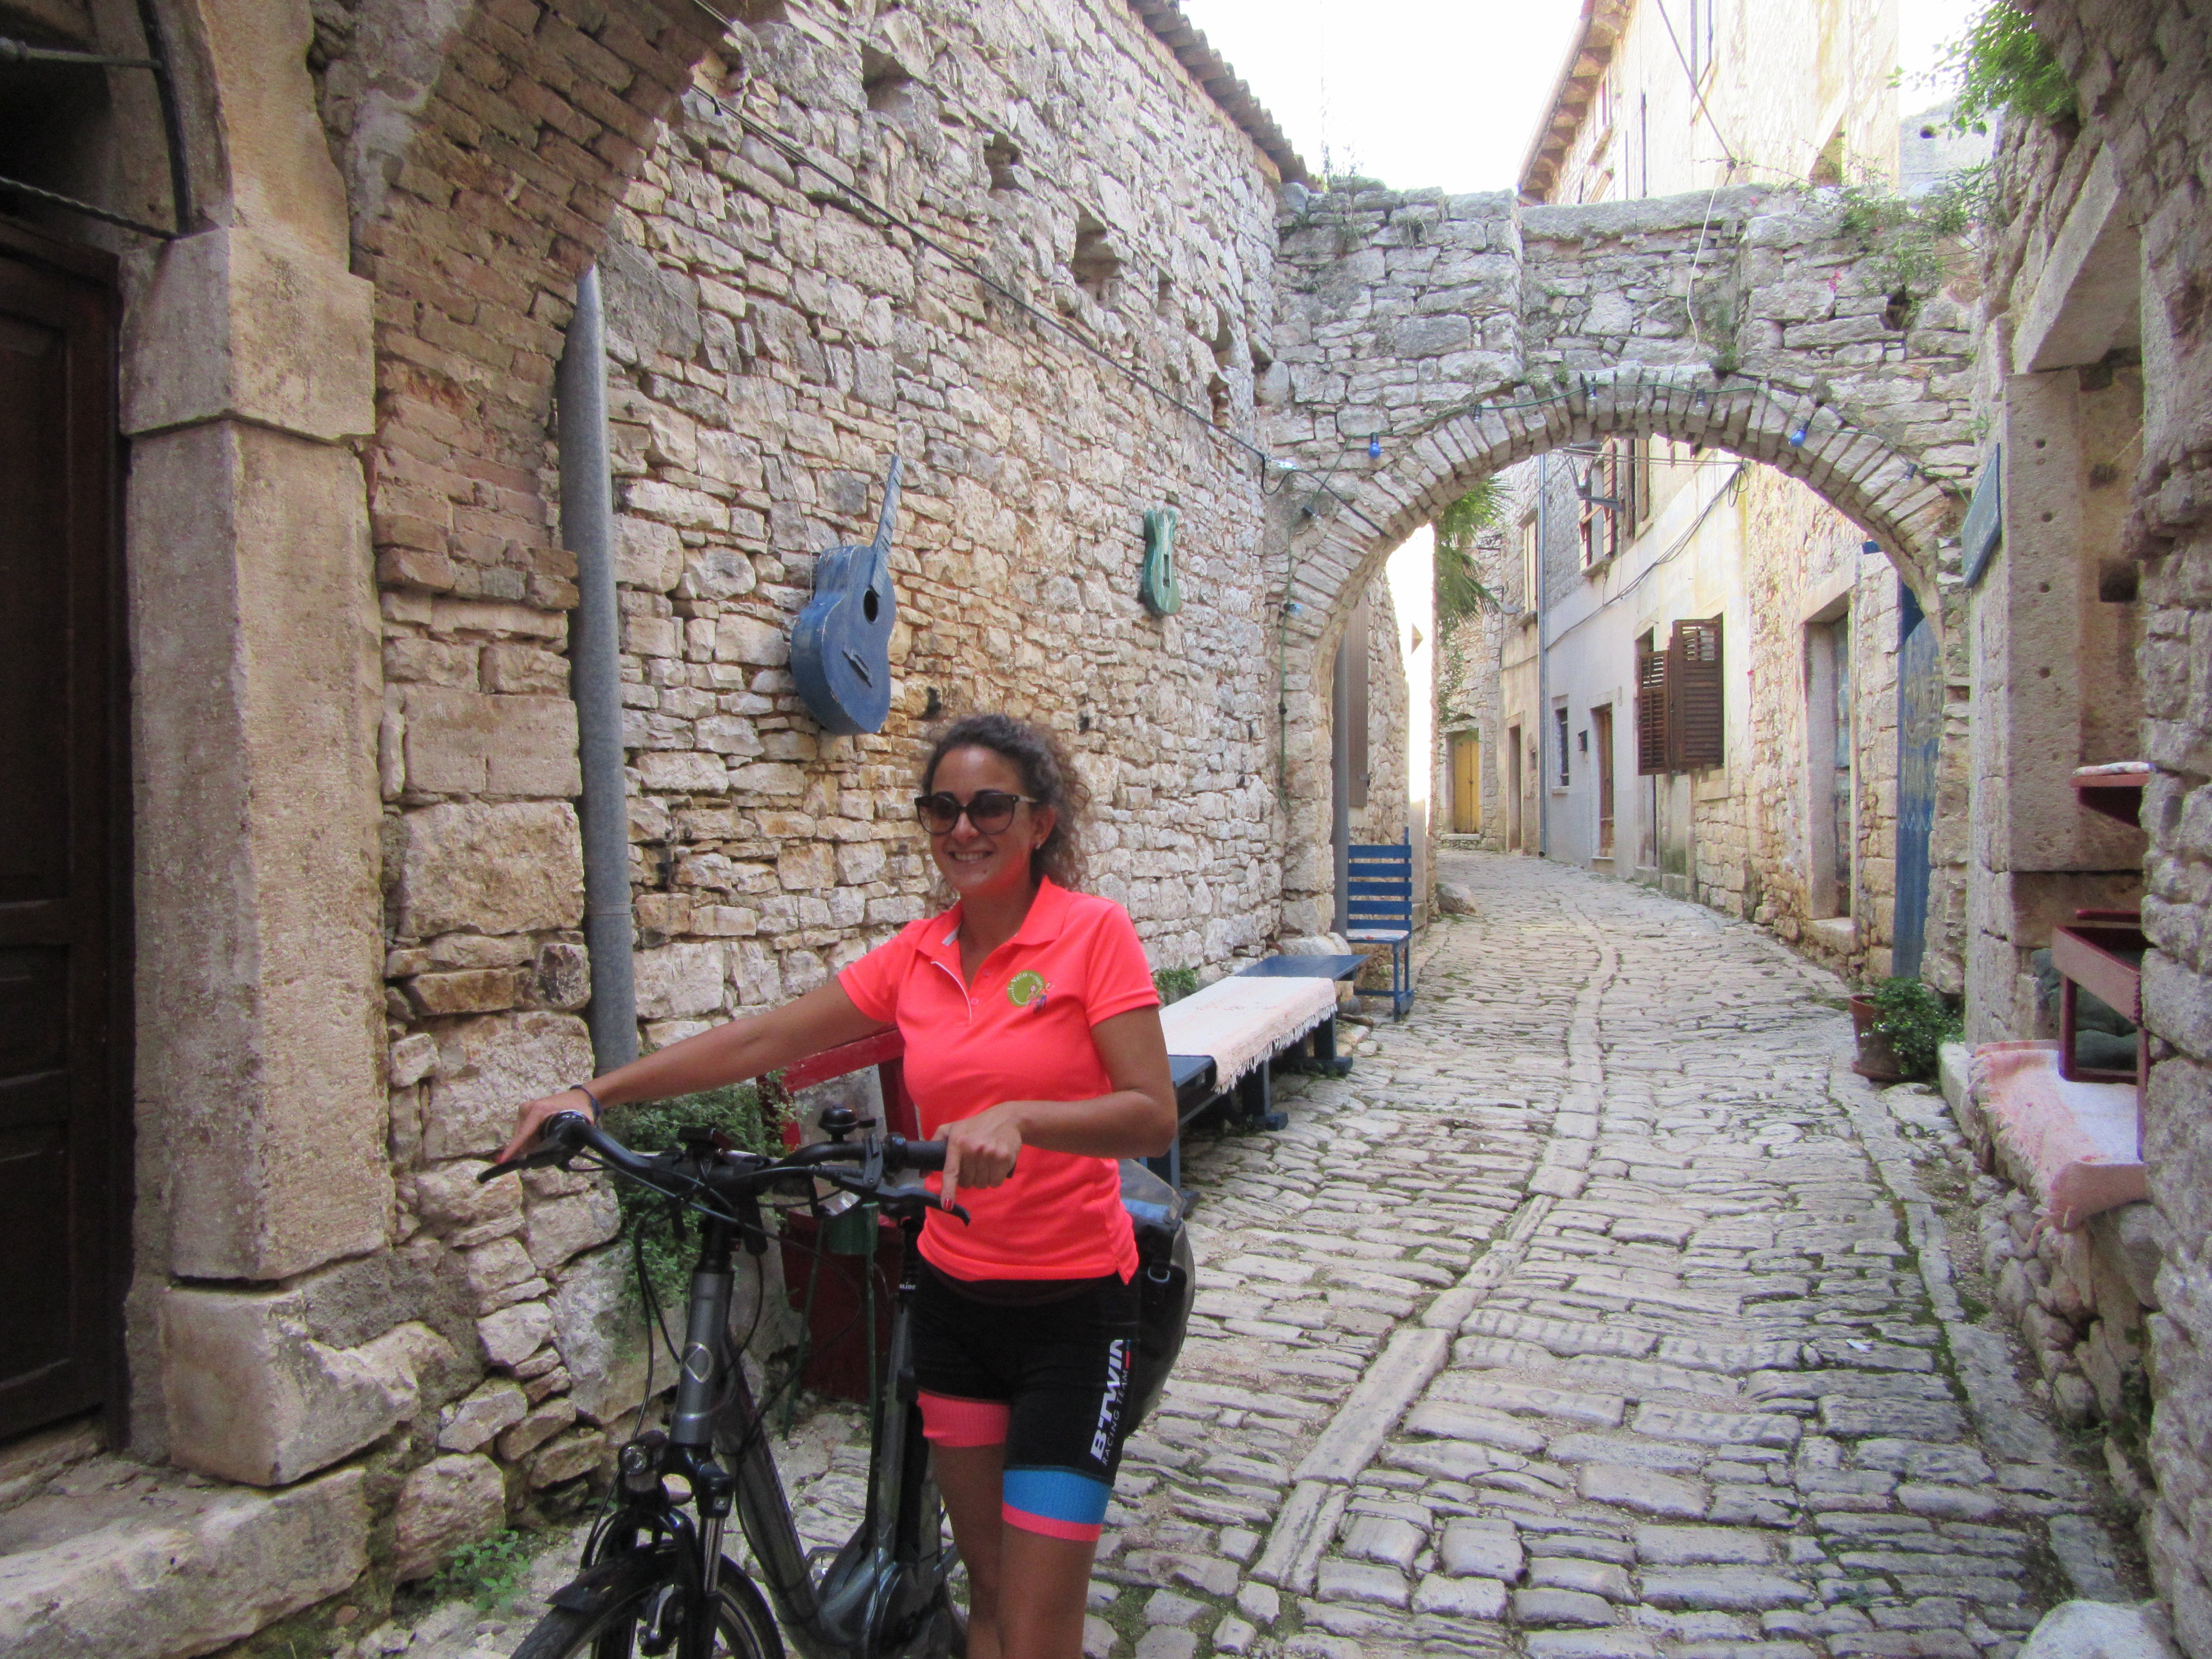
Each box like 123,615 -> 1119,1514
569,1084 -> 604,1122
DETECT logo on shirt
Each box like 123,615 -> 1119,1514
1007,969 -> 1050,1010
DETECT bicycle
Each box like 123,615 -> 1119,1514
477,1102 -> 1194,1659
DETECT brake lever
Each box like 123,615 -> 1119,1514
815,1165 -> 970,1225
477,1111 -> 591,1184
477,1144 -> 573,1183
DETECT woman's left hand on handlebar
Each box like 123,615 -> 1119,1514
498,1089 -> 595,1166
939,1103 -> 1024,1211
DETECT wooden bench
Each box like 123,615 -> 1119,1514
1238,952 -> 1364,1076
1347,831 -> 1415,1019
1149,972 -> 1338,1190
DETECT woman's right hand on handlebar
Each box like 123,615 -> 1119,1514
500,1087 -> 599,1165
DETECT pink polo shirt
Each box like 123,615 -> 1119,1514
838,879 -> 1155,1282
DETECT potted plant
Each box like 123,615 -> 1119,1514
1850,977 -> 1961,1083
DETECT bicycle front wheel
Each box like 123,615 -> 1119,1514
509,1566 -> 784,1659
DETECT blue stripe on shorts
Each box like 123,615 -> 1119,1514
1001,1465 -> 1112,1526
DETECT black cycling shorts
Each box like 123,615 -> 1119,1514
911,1262 -> 1139,1541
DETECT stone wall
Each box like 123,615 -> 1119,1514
1938,1048 -> 2165,1529
1974,5 -> 2212,1640
1734,466 -> 1906,981
364,0 -> 1322,1569
1352,573 -> 1412,847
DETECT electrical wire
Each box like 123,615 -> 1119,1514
1649,0 -> 1744,175
674,2 -> 1944,599
1539,460 -> 1747,654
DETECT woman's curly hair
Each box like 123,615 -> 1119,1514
920,712 -> 1090,891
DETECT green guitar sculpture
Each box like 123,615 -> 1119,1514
1140,506 -> 1183,616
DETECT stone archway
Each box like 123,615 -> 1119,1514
117,0 -> 737,1552
1260,181 -> 1977,935
310,0 -> 729,606
1266,375 -> 1959,935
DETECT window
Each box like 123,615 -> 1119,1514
1636,630 -> 1669,774
1633,616 -> 1726,772
1519,513 -> 1540,613
1555,704 -> 1572,786
1688,0 -> 1719,80
1666,615 -> 1726,769
1579,438 -> 1650,570
1578,469 -> 1613,570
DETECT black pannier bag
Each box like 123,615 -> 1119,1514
1119,1159 -> 1195,1433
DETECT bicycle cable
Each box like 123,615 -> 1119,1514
604,1152 -> 895,1489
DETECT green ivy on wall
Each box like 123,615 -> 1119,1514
1931,3 -> 2077,133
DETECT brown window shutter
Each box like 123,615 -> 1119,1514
1636,639 -> 1669,774
1667,615 -> 1725,769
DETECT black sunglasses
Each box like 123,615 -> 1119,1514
914,790 -> 1037,835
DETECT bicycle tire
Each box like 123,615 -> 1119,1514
507,1566 -> 784,1659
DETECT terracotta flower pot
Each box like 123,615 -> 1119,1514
1850,993 -> 1906,1083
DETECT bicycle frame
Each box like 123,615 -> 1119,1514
585,1163 -> 955,1659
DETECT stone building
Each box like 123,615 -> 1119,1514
2,0 -> 2211,1653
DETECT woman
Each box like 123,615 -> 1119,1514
501,713 -> 1177,1659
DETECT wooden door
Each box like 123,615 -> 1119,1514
1451,733 -> 1480,832
1592,704 -> 1615,858
0,223 -> 124,1441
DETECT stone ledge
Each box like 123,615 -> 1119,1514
0,1460 -> 367,1659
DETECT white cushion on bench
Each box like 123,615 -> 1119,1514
1160,974 -> 1338,1089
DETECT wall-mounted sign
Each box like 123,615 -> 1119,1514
1140,506 -> 1183,615
1961,446 -> 2002,589
792,455 -> 902,734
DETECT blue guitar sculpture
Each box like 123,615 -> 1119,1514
792,456 -> 902,735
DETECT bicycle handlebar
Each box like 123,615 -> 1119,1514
476,1110 -> 962,1220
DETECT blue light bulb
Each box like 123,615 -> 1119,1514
1788,426 -> 1808,446
1368,435 -> 1382,460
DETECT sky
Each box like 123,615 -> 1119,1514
1176,0 -> 1990,196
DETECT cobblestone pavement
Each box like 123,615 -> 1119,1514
370,852 -> 2134,1659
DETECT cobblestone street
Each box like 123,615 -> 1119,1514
384,852 -> 2137,1659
